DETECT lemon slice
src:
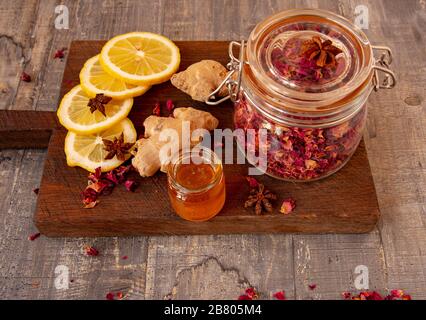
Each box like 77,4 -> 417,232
100,32 -> 180,85
80,55 -> 150,99
57,85 -> 133,134
65,118 -> 137,172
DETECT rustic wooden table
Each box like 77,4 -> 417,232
0,0 -> 425,300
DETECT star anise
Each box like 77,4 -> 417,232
103,133 -> 134,161
244,183 -> 277,215
88,93 -> 112,117
301,36 -> 343,68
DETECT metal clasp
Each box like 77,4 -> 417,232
372,45 -> 396,91
205,40 -> 247,105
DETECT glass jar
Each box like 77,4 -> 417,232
167,148 -> 226,221
207,9 -> 395,181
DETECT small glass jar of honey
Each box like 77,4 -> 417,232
167,148 -> 226,222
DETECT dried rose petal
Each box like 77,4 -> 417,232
88,167 -> 102,183
28,233 -> 41,241
245,287 -> 258,299
308,284 -> 317,290
122,256 -> 128,260
105,171 -> 119,185
390,289 -> 404,298
351,291 -> 383,300
84,246 -> 99,256
166,99 -> 175,114
273,291 -> 286,300
116,292 -> 123,300
342,292 -> 352,299
124,179 -> 138,192
82,165 -> 135,208
54,47 -> 67,59
153,102 -> 161,116
20,72 -> 31,82
280,198 -> 296,215
106,292 -> 115,300
246,176 -> 259,188
33,188 -> 39,195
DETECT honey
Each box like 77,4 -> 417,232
167,148 -> 226,222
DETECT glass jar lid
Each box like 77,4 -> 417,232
245,9 -> 374,109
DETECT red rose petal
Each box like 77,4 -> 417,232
54,48 -> 67,59
20,72 -> 31,82
308,284 -> 317,290
33,188 -> 39,195
106,292 -> 115,300
124,179 -> 138,192
342,292 -> 352,299
28,233 -> 41,241
84,246 -> 99,256
280,198 -> 296,215
246,176 -> 259,188
273,290 -> 286,300
245,287 -> 258,299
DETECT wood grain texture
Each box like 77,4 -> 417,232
32,40 -> 380,236
0,0 -> 425,300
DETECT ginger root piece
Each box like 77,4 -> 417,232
171,60 -> 228,102
132,107 -> 219,177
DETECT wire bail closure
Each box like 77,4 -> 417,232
205,41 -> 247,105
206,42 -> 396,104
372,45 -> 396,91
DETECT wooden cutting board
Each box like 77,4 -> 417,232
0,41 -> 380,236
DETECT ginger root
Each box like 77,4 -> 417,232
132,107 -> 219,177
170,60 -> 228,102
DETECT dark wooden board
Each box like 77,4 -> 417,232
1,41 -> 380,236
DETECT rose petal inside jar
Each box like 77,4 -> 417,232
234,96 -> 366,181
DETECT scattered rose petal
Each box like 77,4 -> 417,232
238,287 -> 259,300
82,165 -> 136,208
280,198 -> 296,215
20,72 -> 31,82
122,256 -> 128,260
390,289 -> 404,298
166,99 -> 175,114
124,179 -> 138,192
245,287 -> 258,300
384,289 -> 412,300
116,292 -> 123,300
28,233 -> 41,241
84,246 -> 99,256
153,102 -> 161,116
273,291 -> 286,300
246,176 -> 259,188
33,188 -> 39,195
342,292 -> 352,299
106,292 -> 115,300
54,47 -> 67,59
308,284 -> 317,290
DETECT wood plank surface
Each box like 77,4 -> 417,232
0,0 -> 425,300
31,40 -> 380,236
